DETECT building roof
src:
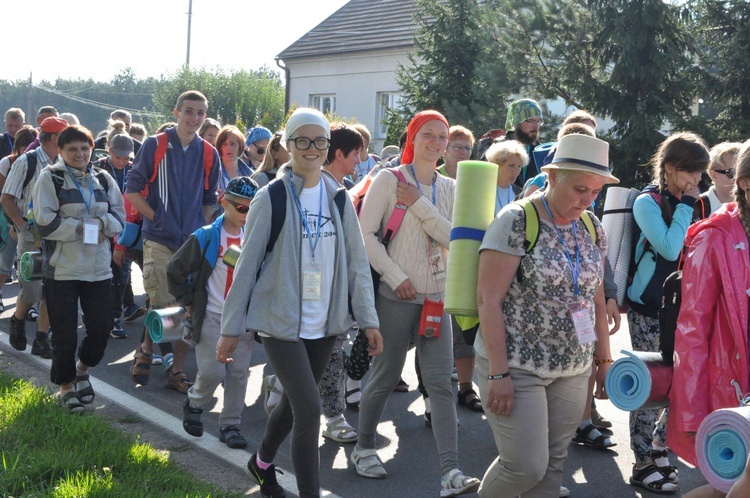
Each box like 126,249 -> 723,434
277,0 -> 418,60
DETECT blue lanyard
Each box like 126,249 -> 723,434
108,161 -> 126,192
289,178 -> 323,263
408,164 -> 436,205
409,164 -> 437,243
541,193 -> 581,295
497,186 -> 512,210
65,164 -> 94,216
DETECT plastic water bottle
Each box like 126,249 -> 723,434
27,201 -> 40,244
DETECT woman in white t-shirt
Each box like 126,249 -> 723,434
218,108 -> 382,498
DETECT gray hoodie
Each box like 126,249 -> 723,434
221,168 -> 379,341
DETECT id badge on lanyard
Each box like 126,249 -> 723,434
568,300 -> 596,345
302,266 -> 323,300
429,244 -> 445,279
83,218 -> 99,245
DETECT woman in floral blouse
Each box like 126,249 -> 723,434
475,134 -> 616,497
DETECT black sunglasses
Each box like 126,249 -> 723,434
226,198 -> 250,213
254,143 -> 266,155
715,168 -> 735,180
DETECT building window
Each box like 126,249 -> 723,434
310,94 -> 336,115
376,92 -> 402,138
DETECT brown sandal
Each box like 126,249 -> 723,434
165,371 -> 193,394
130,347 -> 152,385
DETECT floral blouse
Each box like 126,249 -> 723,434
477,203 -> 607,378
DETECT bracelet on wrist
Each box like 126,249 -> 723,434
594,358 -> 615,366
488,371 -> 511,380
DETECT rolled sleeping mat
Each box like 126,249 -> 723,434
601,187 -> 641,308
146,306 -> 188,344
20,250 -> 43,281
117,221 -> 143,251
695,407 -> 750,493
605,350 -> 672,411
222,244 -> 241,268
445,160 -> 499,316
532,142 -> 556,167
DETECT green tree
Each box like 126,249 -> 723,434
585,0 -> 698,186
152,66 -> 285,132
689,0 -> 750,142
388,0 -> 507,144
481,0 -> 698,187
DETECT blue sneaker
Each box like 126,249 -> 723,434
110,321 -> 127,339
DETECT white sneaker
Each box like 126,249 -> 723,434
440,468 -> 480,497
560,485 -> 570,497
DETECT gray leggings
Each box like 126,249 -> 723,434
357,293 -> 459,474
259,335 -> 337,498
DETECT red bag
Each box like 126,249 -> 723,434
419,298 -> 444,338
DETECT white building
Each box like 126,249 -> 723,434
276,0 -> 418,153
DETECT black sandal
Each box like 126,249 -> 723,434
345,387 -> 361,410
650,449 -> 679,483
220,425 -> 248,449
629,464 -> 678,494
572,423 -> 616,449
75,374 -> 95,405
457,388 -> 484,412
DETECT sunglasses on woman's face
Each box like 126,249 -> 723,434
226,198 -> 250,213
715,168 -> 735,180
254,143 -> 266,155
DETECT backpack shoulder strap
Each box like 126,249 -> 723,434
92,167 -> 110,195
51,169 -> 66,197
333,189 -> 346,220
381,169 -> 408,246
266,179 -> 287,254
144,132 -> 169,196
580,211 -> 597,245
517,197 -> 540,254
22,150 -> 38,191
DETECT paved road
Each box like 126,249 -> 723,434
0,268 -> 711,497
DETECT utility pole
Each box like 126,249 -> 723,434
186,0 -> 193,67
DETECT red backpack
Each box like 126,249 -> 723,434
141,132 -> 215,197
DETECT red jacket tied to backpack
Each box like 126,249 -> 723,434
668,202 -> 750,466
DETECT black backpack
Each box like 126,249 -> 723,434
658,270 -> 681,366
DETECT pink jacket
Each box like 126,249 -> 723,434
668,202 -> 750,466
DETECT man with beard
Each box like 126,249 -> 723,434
479,99 -> 544,189
503,98 -> 544,189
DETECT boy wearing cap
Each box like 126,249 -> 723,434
167,176 -> 258,449
125,90 -> 220,393
1,116 -> 68,357
93,132 -> 136,339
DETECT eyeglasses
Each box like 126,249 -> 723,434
287,137 -> 330,151
523,118 -> 544,126
254,143 -> 266,155
447,144 -> 472,152
715,168 -> 735,179
226,198 -> 250,214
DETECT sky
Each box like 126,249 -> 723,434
2,0 -> 350,83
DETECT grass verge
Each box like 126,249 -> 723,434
0,372 -> 243,497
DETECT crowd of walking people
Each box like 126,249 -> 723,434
2,94 -> 750,498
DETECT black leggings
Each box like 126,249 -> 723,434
259,335 -> 337,498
